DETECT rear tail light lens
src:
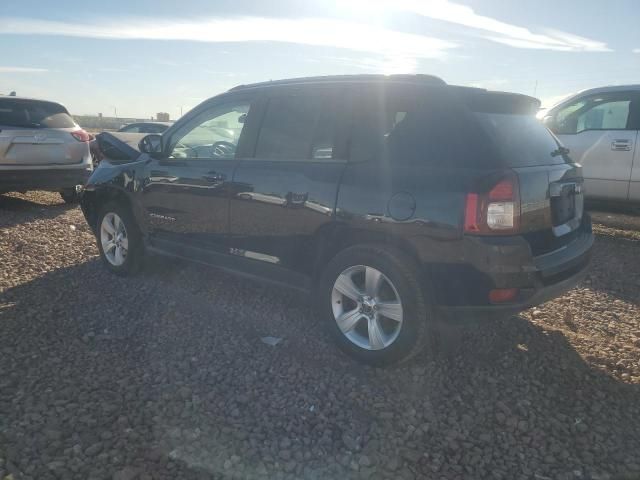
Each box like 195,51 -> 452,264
464,172 -> 520,235
489,288 -> 519,303
71,129 -> 91,142
486,202 -> 515,229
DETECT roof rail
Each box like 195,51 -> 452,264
229,74 -> 446,92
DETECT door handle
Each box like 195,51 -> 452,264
203,171 -> 226,183
611,139 -> 632,151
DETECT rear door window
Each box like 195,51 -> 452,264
0,99 -> 76,128
254,94 -> 343,160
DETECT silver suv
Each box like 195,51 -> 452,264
0,96 -> 93,203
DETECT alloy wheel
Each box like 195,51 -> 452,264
331,265 -> 403,350
100,212 -> 128,267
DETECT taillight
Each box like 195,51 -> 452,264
464,172 -> 520,235
71,129 -> 91,142
489,288 -> 519,303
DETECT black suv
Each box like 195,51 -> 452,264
81,75 -> 593,365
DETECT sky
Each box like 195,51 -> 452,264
0,0 -> 638,120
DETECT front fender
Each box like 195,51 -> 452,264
81,157 -> 150,234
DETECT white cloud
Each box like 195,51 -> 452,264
0,16 -> 456,61
0,66 -> 47,73
341,0 -> 611,52
633,48 -> 640,53
316,55 -> 419,73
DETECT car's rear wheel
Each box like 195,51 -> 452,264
319,245 -> 432,366
60,188 -> 80,204
96,202 -> 142,275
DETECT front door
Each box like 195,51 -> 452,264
550,92 -> 638,201
141,96 -> 255,254
228,88 -> 351,277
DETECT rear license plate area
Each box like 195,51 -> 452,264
551,186 -> 576,226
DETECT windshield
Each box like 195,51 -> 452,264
0,99 -> 76,128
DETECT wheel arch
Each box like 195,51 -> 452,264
310,222 -> 430,287
81,187 -> 138,233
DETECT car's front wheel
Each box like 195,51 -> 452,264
319,245 -> 432,366
96,202 -> 142,275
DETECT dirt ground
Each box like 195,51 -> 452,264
1,191 -> 639,480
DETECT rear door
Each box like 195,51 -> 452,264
548,92 -> 638,201
141,94 -> 257,253
228,87 -> 351,278
0,99 -> 82,166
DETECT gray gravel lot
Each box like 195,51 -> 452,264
1,192 -> 639,480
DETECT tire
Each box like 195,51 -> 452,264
60,188 -> 80,204
95,202 -> 143,276
318,244 -> 432,366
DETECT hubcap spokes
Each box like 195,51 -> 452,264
331,265 -> 403,351
100,213 -> 128,266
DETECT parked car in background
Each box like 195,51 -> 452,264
117,121 -> 172,134
0,97 -> 93,203
542,85 -> 640,203
81,74 -> 593,365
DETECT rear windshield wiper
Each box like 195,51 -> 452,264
551,146 -> 570,157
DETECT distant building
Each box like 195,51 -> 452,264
156,112 -> 170,122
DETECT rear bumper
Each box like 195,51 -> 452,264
435,215 -> 593,319
0,166 -> 92,192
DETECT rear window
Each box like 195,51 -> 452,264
350,86 -> 564,169
350,87 -> 495,168
474,113 -> 566,167
455,88 -> 565,167
0,99 -> 76,129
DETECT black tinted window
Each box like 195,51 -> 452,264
0,99 -> 75,128
350,88 -> 495,168
119,124 -> 141,133
475,113 -> 566,167
255,95 -> 338,160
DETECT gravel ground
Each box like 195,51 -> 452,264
1,192 -> 639,480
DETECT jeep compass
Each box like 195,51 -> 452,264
80,75 -> 593,365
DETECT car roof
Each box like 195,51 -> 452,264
226,74 -> 538,106
0,95 -> 64,104
0,96 -> 70,113
229,74 -> 447,92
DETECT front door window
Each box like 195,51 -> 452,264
169,103 -> 250,159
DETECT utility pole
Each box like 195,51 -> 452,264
533,80 -> 538,98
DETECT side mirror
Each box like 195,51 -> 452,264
139,134 -> 163,155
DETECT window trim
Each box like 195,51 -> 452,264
551,92 -> 639,135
